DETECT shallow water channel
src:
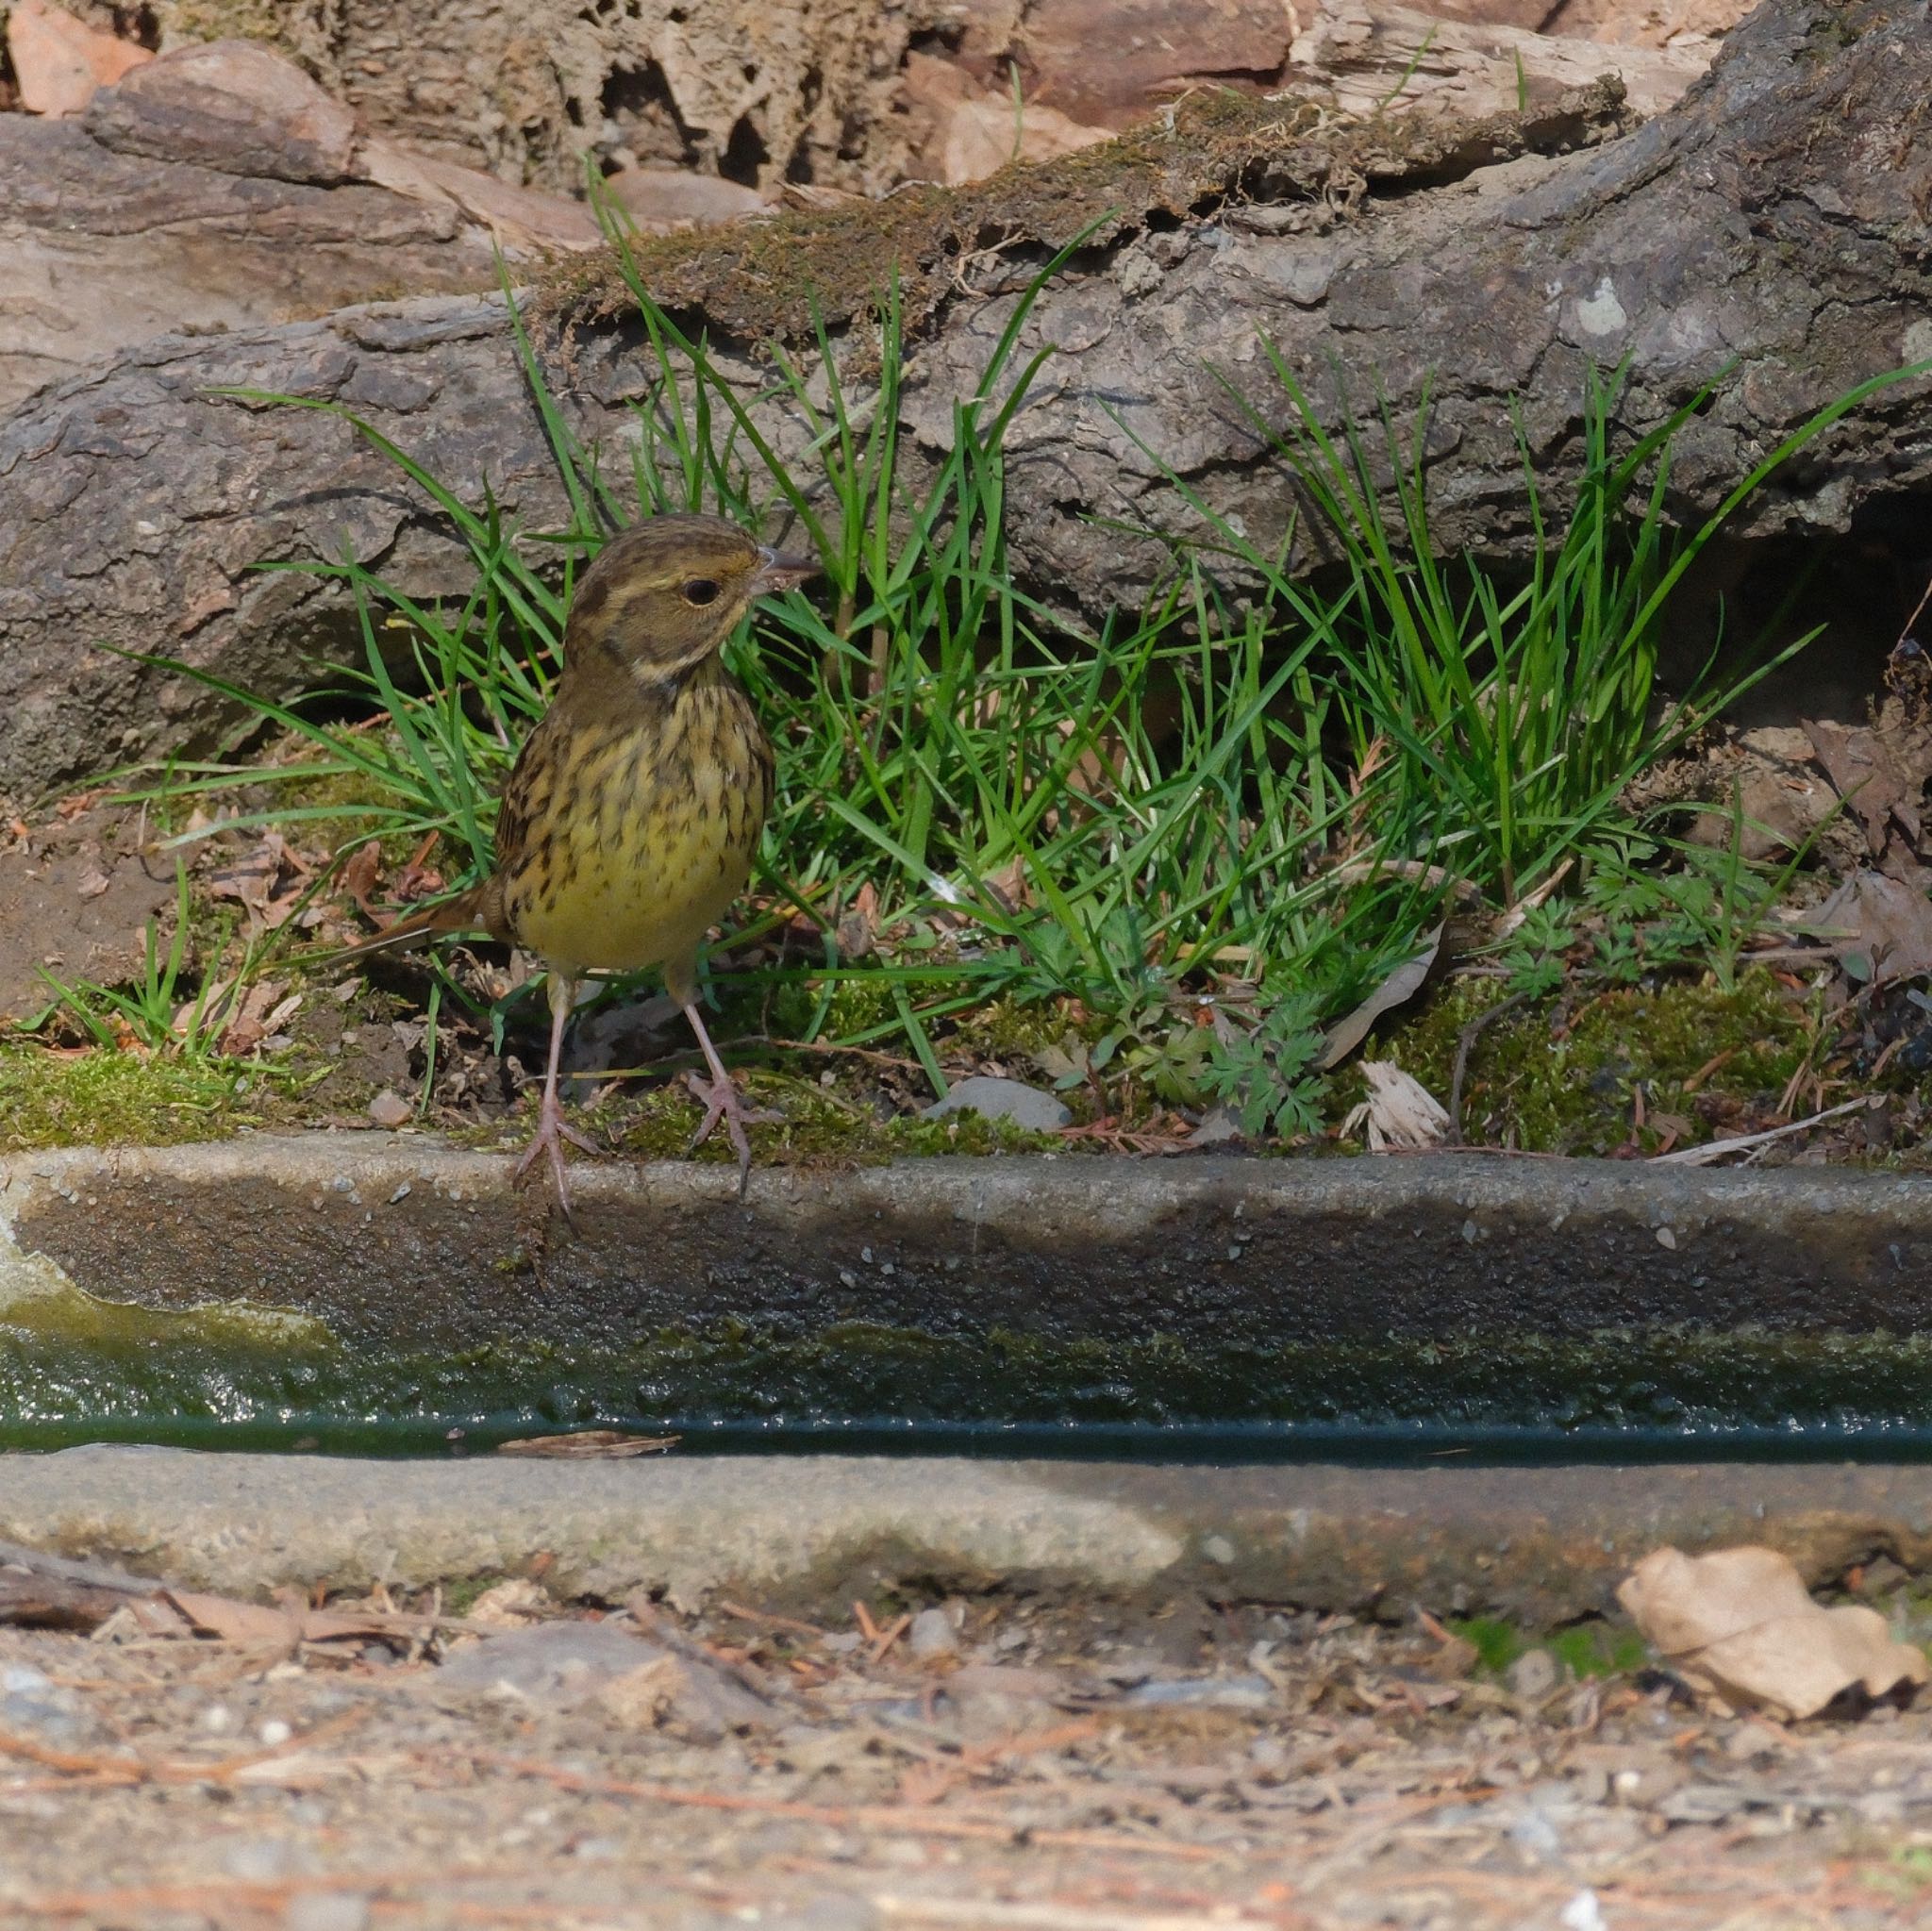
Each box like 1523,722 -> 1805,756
5,1141 -> 1931,1461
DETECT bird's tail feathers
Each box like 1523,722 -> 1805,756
328,885 -> 491,963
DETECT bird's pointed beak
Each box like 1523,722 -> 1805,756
753,544 -> 820,595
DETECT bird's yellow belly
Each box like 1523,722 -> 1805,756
513,807 -> 754,985
505,718 -> 764,993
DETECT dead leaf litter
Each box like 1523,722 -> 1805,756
3,1540 -> 1932,1928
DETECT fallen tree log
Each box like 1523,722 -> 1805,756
1,0 -> 1928,799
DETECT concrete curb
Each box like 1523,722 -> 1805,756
4,1446 -> 1930,1623
6,1132 -> 1931,1339
3,1134 -> 1931,1442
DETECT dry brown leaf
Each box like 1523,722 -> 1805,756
463,1579 -> 551,1629
836,879 -> 880,962
336,841 -> 385,920
1800,871 -> 1932,984
162,1587 -> 398,1647
216,978 -> 298,1057
1801,639 -> 1932,874
206,831 -> 309,932
391,862 -> 445,905
1340,1060 -> 1449,1151
1805,719 -> 1911,857
496,1430 -> 679,1458
1617,1545 -> 1929,1722
1318,924 -> 1442,1070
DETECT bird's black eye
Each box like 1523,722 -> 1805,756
681,577 -> 721,608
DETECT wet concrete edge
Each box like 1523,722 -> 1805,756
4,1134 -> 1932,1349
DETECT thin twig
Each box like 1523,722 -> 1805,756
1650,1094 -> 1870,1165
760,1035 -> 935,1074
1680,1046 -> 1738,1093
0,1707 -> 365,1787
870,1611 -> 914,1663
714,1599 -> 828,1640
1447,990 -> 1531,1141
1895,569 -> 1932,650
872,1898 -> 1270,1930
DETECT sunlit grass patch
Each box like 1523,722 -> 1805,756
76,226 -> 1924,1145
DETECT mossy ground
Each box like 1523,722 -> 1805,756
1448,1614 -> 1650,1681
2,962 -> 1915,1168
1373,969 -> 1817,1156
0,1043 -> 305,1154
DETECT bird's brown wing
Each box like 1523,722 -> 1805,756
491,707 -> 550,883
331,718 -> 558,960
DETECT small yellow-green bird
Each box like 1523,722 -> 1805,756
343,513 -> 816,1212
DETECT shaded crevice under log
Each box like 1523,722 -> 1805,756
1,0 -> 1929,797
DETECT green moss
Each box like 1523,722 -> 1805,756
1450,1614 -> 1524,1674
14,1319 -> 1932,1455
437,1573 -> 511,1616
161,0 -> 294,44
943,996 -> 1086,1066
1549,1622 -> 1650,1679
1449,1615 -> 1646,1681
758,974 -> 900,1045
1377,969 -> 1810,1154
0,1043 -> 270,1152
451,1065 -> 1066,1166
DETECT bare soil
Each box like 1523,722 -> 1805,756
3,1576 -> 1929,1930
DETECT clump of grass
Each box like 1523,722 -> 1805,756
1147,351 -> 1913,907
89,229 -> 1924,1138
26,865 -> 233,1059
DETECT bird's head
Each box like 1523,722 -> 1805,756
564,513 -> 818,680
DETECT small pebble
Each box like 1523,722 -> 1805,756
0,1665 -> 98,1747
1506,1648 -> 1560,1701
921,1074 -> 1071,1132
285,1894 -> 371,1931
367,1090 -> 411,1129
224,1837 -> 293,1882
200,1703 -> 236,1735
258,1718 -> 293,1747
764,1898 -> 883,1931
908,1607 -> 959,1660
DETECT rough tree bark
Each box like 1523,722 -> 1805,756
1,0 -> 1927,799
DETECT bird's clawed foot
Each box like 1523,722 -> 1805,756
515,1090 -> 600,1220
684,1071 -> 778,1195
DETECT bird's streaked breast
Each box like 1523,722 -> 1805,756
499,674 -> 772,983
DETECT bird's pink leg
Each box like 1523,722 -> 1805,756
515,973 -> 598,1217
680,998 -> 775,1196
